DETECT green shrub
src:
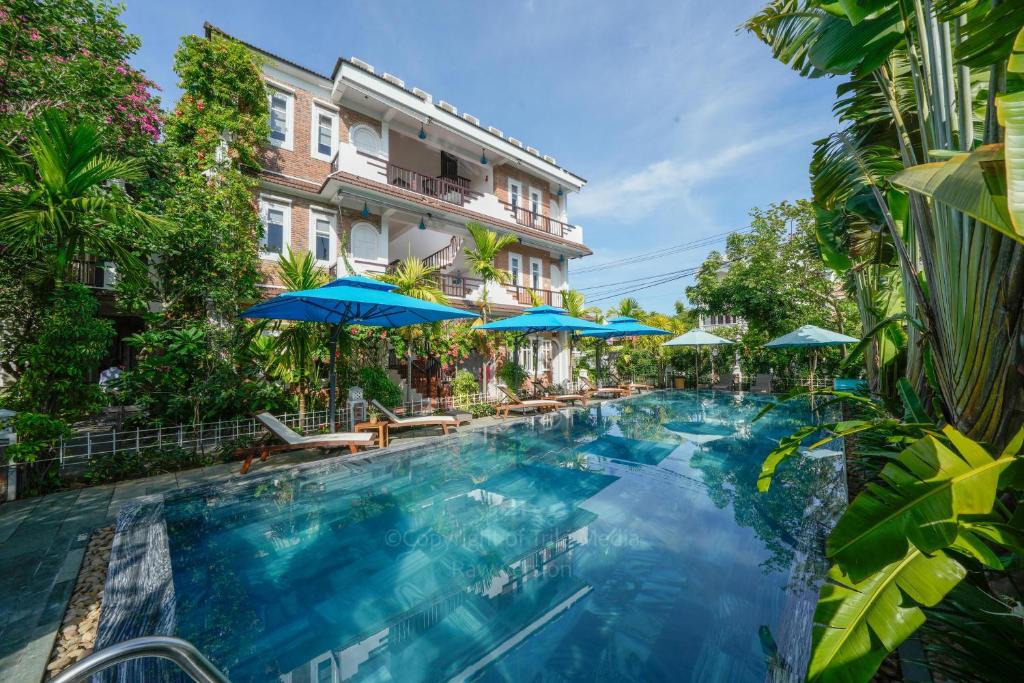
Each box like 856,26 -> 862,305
452,369 -> 479,401
6,284 -> 114,419
466,402 -> 496,418
1,412 -> 71,496
498,360 -> 527,393
84,445 -> 219,485
357,366 -> 402,408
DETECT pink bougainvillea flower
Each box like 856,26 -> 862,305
29,29 -> 41,40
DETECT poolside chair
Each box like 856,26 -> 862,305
579,377 -> 630,398
237,412 -> 374,474
496,385 -> 566,418
750,373 -> 773,394
370,400 -> 459,435
710,374 -> 734,391
536,379 -> 588,405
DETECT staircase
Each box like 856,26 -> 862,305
422,236 -> 463,271
386,368 -> 426,404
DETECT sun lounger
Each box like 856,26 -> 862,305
237,412 -> 373,474
579,377 -> 630,397
537,383 -> 588,405
496,385 -> 566,418
750,373 -> 772,394
711,375 -> 734,391
370,400 -> 459,435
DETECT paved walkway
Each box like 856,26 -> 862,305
0,417 -> 512,682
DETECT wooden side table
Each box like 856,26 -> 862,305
354,421 -> 388,448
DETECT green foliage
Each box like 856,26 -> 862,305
464,402 -> 496,418
356,366 -> 402,409
83,445 -> 219,485
5,284 -> 114,418
463,221 -> 518,321
498,360 -> 528,393
0,108 -> 167,292
0,412 -> 70,464
0,0 -> 162,157
451,369 -> 479,401
117,320 -> 289,425
151,33 -> 268,318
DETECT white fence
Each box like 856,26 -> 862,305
15,392 -> 505,470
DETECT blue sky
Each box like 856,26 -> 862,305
121,0 -> 837,314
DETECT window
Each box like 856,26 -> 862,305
350,124 -> 381,155
259,197 -> 291,259
529,188 -> 542,216
530,259 -> 542,290
267,89 -> 293,149
309,209 -> 335,264
316,659 -> 333,683
351,222 -> 378,261
311,105 -> 337,160
509,254 -> 522,286
508,180 -> 522,208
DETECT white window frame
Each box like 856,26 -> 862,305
308,207 -> 337,266
267,88 -> 294,150
507,179 -> 523,208
529,257 -> 543,290
508,252 -> 523,286
349,123 -> 383,156
259,195 -> 292,261
310,103 -> 338,162
309,653 -> 337,683
529,186 -> 543,217
350,221 -> 380,262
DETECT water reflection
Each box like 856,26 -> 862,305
154,392 -> 840,683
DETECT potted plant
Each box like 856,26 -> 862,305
367,407 -> 381,424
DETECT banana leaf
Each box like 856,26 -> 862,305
996,27 -> 1024,236
890,145 -> 1022,244
826,427 -> 1016,581
808,547 -> 965,683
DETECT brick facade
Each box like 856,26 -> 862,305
493,165 -> 560,218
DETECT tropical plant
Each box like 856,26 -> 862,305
463,221 -> 518,323
151,32 -> 268,318
560,288 -> 598,383
3,284 -> 114,418
451,369 -> 480,404
0,108 -> 165,291
381,255 -> 448,401
356,366 -> 401,409
498,359 -> 528,393
259,249 -> 329,421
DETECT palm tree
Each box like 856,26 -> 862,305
463,221 -> 518,323
263,249 -> 329,422
381,256 -> 447,402
0,108 -> 165,291
614,297 -> 644,319
560,288 -> 597,388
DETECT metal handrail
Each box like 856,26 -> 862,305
49,636 -> 230,683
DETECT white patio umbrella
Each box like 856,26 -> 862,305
662,329 -> 734,388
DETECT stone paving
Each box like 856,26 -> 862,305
0,417 -> 514,682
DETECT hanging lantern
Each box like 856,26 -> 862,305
557,185 -> 564,197
559,254 -> 565,264
419,217 -> 426,230
361,201 -> 370,218
480,148 -> 488,165
418,124 -> 427,140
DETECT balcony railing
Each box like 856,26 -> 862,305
70,258 -> 111,289
509,284 -> 564,308
387,163 -> 468,206
501,201 -> 573,238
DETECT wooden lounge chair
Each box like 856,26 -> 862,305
579,377 -> 630,398
237,412 -> 374,474
370,400 -> 459,435
496,385 -> 566,418
536,380 -> 588,405
620,382 -> 653,393
750,373 -> 773,394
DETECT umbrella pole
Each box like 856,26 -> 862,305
328,323 -> 342,432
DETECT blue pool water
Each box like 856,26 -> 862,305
104,391 -> 845,682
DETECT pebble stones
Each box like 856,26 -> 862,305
45,526 -> 114,679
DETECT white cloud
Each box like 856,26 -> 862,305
572,127 -> 809,220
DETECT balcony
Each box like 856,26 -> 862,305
387,162 -> 470,206
432,274 -> 564,309
508,284 -> 564,308
501,201 -> 573,239
70,258 -> 113,289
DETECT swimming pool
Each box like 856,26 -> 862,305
98,391 -> 845,682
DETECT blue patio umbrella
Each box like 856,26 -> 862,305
243,275 -> 477,430
579,317 -> 673,385
764,324 -> 859,387
662,329 -> 735,388
474,306 -> 605,385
